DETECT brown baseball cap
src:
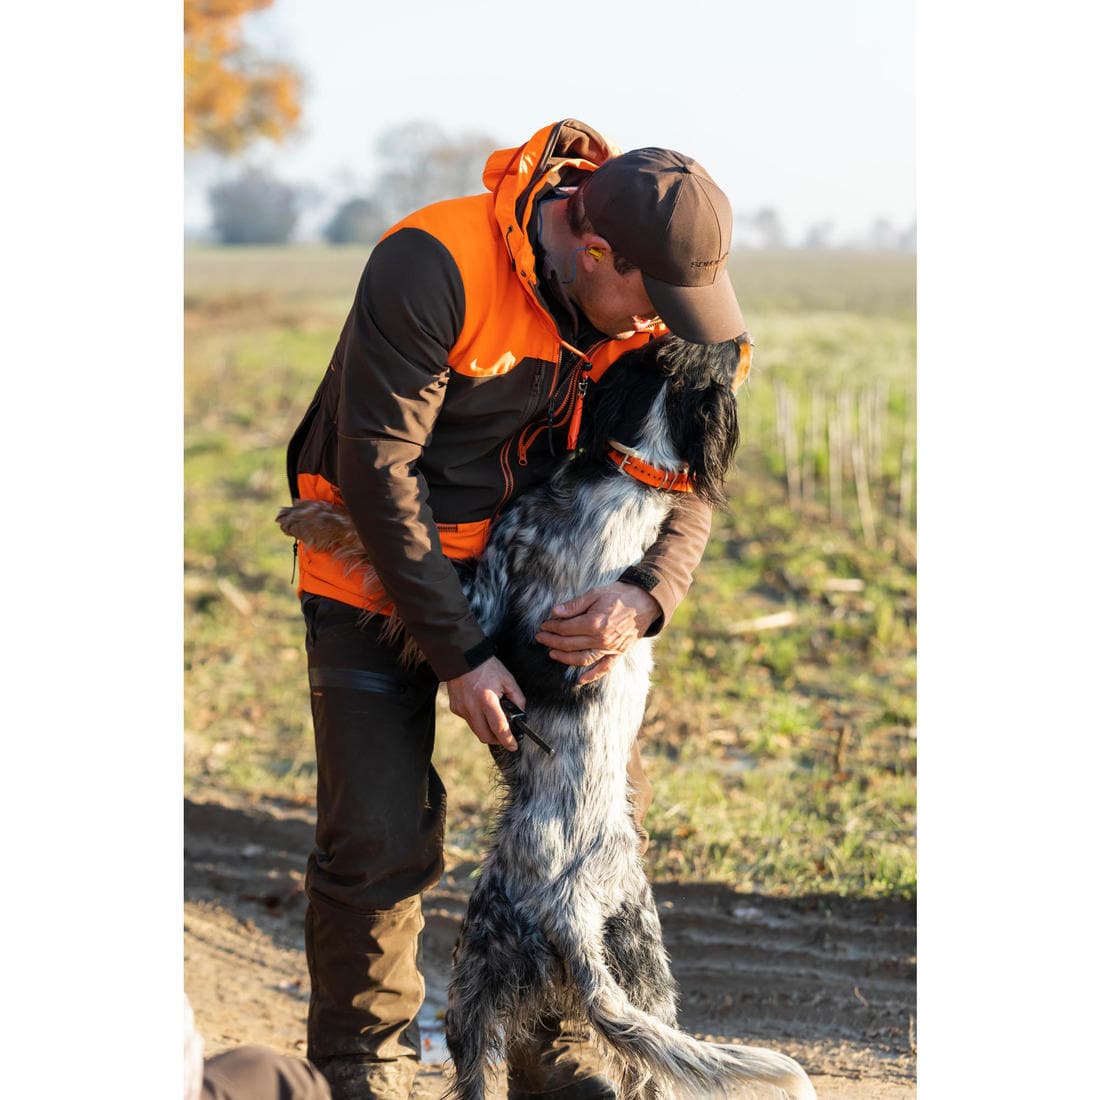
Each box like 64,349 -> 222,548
582,147 -> 746,345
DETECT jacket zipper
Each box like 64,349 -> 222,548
493,335 -> 615,516
517,348 -> 567,465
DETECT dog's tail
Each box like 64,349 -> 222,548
275,499 -> 426,666
276,499 -> 368,563
570,948 -> 815,1099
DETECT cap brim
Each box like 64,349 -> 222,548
642,269 -> 746,345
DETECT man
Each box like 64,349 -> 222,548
284,119 -> 749,1100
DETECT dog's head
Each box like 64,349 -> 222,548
578,335 -> 746,507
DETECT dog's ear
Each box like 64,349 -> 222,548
659,338 -> 742,508
672,382 -> 739,508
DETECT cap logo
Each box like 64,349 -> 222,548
690,253 -> 728,269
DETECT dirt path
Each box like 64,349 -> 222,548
185,787 -> 915,1099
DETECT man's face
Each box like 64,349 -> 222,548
572,262 -> 661,341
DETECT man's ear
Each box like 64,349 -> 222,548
578,234 -> 612,271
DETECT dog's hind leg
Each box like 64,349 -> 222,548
602,888 -> 682,1100
445,873 -> 555,1100
604,886 -> 679,1029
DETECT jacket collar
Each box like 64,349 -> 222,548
483,120 -> 619,311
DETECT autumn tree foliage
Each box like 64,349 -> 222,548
184,0 -> 301,154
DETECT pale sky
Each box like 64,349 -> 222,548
186,0 -> 915,243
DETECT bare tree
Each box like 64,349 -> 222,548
372,121 -> 499,227
748,207 -> 788,249
318,121 -> 500,246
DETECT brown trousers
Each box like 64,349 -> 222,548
300,594 -> 653,1067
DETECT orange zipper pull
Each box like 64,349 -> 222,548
566,374 -> 589,452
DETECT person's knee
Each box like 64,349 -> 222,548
309,785 -> 444,908
306,833 -> 444,911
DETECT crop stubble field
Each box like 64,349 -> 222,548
184,245 -> 916,1094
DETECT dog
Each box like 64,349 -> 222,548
277,334 -> 816,1100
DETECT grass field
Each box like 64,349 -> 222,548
184,245 -> 916,900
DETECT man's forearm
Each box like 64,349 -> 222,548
625,493 -> 713,634
338,434 -> 491,681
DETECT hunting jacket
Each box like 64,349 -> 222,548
286,119 -> 714,681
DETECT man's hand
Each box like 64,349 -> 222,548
444,656 -> 525,751
535,582 -> 661,686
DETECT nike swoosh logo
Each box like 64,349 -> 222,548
468,352 -> 517,376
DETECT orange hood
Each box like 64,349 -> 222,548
481,119 -> 621,306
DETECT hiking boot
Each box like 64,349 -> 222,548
315,1055 -> 418,1100
304,893 -> 425,1090
506,1020 -> 616,1099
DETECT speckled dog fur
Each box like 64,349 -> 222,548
277,336 -> 815,1100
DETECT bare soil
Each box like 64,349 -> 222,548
185,787 -> 915,1099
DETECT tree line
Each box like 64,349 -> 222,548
206,121 -> 500,247
204,154 -> 916,252
185,2 -> 914,252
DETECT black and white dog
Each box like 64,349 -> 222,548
277,335 -> 815,1100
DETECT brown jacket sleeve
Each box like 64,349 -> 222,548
621,492 -> 713,635
336,227 -> 491,681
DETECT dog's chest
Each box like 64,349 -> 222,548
506,477 -> 673,602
